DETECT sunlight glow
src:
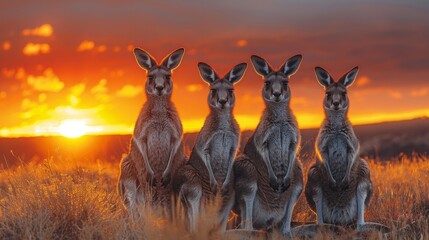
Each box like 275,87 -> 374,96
59,120 -> 89,138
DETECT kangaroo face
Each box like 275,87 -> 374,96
262,72 -> 289,103
325,83 -> 348,111
209,80 -> 235,109
133,48 -> 185,97
315,66 -> 359,111
250,54 -> 302,103
198,62 -> 247,110
146,67 -> 172,96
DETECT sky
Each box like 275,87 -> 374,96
0,0 -> 428,137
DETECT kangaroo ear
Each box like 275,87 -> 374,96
161,48 -> 185,71
198,62 -> 219,84
280,54 -> 302,77
315,67 -> 333,88
134,48 -> 156,71
251,55 -> 273,77
338,66 -> 359,88
225,63 -> 247,84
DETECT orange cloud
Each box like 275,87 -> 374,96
27,68 -> 64,92
68,83 -> 86,106
23,43 -> 50,55
15,68 -> 26,80
186,84 -> 203,92
236,39 -> 248,47
116,84 -> 143,97
38,93 -> 47,102
22,24 -> 53,37
20,98 -> 48,119
113,46 -> 121,53
77,41 -> 107,52
2,68 -> 15,78
127,44 -> 134,52
411,88 -> 428,97
77,40 -> 95,51
2,41 -> 11,51
388,90 -> 402,99
97,45 -> 107,52
355,76 -> 370,87
91,79 -> 109,102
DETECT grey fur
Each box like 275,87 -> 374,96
305,66 -> 373,228
173,62 -> 247,232
234,55 -> 303,235
118,48 -> 186,214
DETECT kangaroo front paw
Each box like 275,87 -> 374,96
279,177 -> 291,192
209,179 -> 218,193
339,181 -> 349,190
269,176 -> 280,192
161,172 -> 171,187
146,172 -> 156,186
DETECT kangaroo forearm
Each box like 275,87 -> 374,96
284,143 -> 297,180
262,147 -> 276,179
163,140 -> 181,176
133,137 -> 154,174
203,152 -> 217,184
321,151 -> 336,184
222,147 -> 237,187
343,149 -> 357,182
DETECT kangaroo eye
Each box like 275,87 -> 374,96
326,93 -> 331,98
228,89 -> 234,94
148,76 -> 154,81
165,75 -> 171,80
210,89 -> 217,94
264,81 -> 271,86
283,81 -> 288,87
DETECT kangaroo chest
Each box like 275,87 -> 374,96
264,124 -> 295,173
207,131 -> 237,184
144,119 -> 180,172
325,134 -> 349,182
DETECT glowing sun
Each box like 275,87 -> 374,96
59,120 -> 89,138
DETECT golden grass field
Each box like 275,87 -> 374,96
0,154 -> 427,239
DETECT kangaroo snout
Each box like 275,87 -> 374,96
218,98 -> 227,106
333,101 -> 340,110
273,91 -> 282,98
155,85 -> 164,92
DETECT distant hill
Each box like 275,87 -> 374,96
0,118 -> 428,168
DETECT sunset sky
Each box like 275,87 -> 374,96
1,0 -> 428,137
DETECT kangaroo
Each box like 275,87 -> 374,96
233,54 -> 303,235
173,62 -> 247,232
305,66 -> 373,229
118,48 -> 186,212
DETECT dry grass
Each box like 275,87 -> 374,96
0,154 -> 427,239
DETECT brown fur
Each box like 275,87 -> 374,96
117,48 -> 186,211
305,158 -> 373,225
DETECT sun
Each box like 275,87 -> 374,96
58,119 -> 89,138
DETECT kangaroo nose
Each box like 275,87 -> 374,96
333,102 -> 340,107
155,85 -> 164,92
219,99 -> 227,105
273,91 -> 281,97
